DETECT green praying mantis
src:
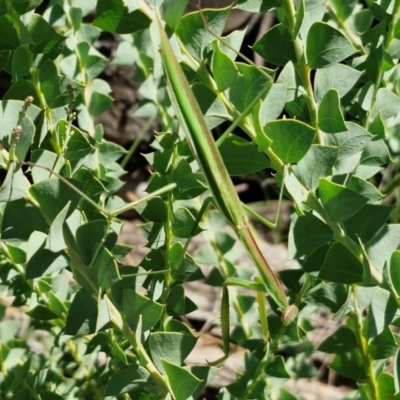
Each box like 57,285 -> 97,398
154,8 -> 298,354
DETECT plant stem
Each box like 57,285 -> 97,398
281,0 -> 321,143
351,286 -> 379,400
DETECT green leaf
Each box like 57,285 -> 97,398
259,83 -> 287,125
367,288 -> 397,337
4,80 -> 40,105
65,125 -> 96,161
343,204 -> 393,244
252,23 -> 296,66
330,350 -> 366,380
317,326 -> 357,353
29,177 -> 85,222
0,163 -> 28,202
318,89 -> 347,133
306,22 -> 356,69
319,178 -> 368,222
172,207 -> 202,239
162,0 -> 189,30
93,0 -> 151,33
347,176 -> 383,203
378,372 -> 396,399
176,7 -> 229,61
76,220 -> 117,264
161,360 -> 202,400
105,364 -> 151,396
265,355 -> 291,378
167,284 -> 197,315
136,197 -> 168,223
369,327 -> 398,360
12,46 -> 30,81
26,305 -> 58,320
360,139 -> 391,166
302,244 -> 329,273
370,88 -> 400,121
330,0 -> 356,20
123,289 -> 163,332
26,238 -> 69,279
28,14 -> 65,54
389,251 -> 400,299
314,64 -> 362,103
395,347 -> 400,393
211,41 -> 238,92
0,16 -> 20,50
149,331 -> 197,374
65,289 -> 97,335
1,198 -> 48,240
12,0 -> 42,14
262,120 -> 315,163
31,150 -> 58,183
324,122 -> 373,160
235,0 -> 281,12
219,134 -> 269,176
170,243 -> 205,283
367,225 -> 400,272
292,145 -> 338,190
287,212 -> 333,259
228,63 -> 273,112
319,242 -> 363,284
45,202 -> 69,253
93,248 -> 121,290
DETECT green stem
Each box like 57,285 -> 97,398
282,0 -> 321,142
351,286 -> 379,400
365,0 -> 400,129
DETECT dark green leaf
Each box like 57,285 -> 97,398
93,248 -> 120,290
29,177 -> 85,222
292,145 -> 338,190
0,16 -> 20,50
369,327 -> 398,360
330,350 -> 366,380
228,63 -> 273,112
219,134 -> 269,176
28,14 -> 65,54
306,22 -> 356,69
343,204 -> 392,243
123,289 -> 163,332
319,242 -> 363,284
1,198 -> 48,240
172,207 -> 203,239
65,289 -> 97,335
367,288 -> 397,337
176,7 -> 229,61
389,251 -> 400,299
319,178 -> 368,222
253,23 -> 296,66
211,41 -> 238,92
26,305 -> 58,320
302,244 -> 329,273
287,212 -> 333,259
26,237 -> 69,279
317,326 -> 357,353
105,364 -> 151,396
265,355 -> 291,378
367,225 -> 400,271
314,64 -> 362,103
12,0 -> 42,15
149,331 -> 197,374
162,0 -> 189,30
318,89 -> 347,133
262,120 -> 315,163
161,360 -> 202,400
93,0 -> 151,34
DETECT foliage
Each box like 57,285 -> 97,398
1,0 -> 400,399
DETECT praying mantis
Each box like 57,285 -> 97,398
153,7 -> 298,359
